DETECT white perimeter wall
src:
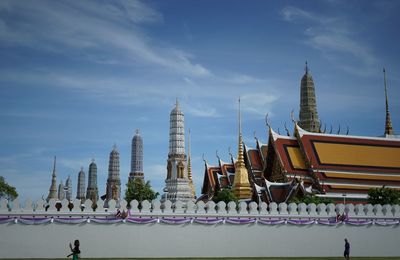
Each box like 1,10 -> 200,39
1,222 -> 399,258
1,198 -> 400,258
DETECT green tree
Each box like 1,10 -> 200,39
125,178 -> 159,207
289,193 -> 333,204
0,176 -> 18,200
212,188 -> 238,204
368,186 -> 400,205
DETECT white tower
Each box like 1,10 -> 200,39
162,99 -> 194,203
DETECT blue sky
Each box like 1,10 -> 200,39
1,0 -> 399,201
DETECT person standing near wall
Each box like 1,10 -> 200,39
344,238 -> 350,260
68,240 -> 81,260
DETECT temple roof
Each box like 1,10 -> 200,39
295,124 -> 400,173
268,128 -> 309,175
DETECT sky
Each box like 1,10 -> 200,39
1,0 -> 400,202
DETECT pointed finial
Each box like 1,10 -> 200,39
284,122 -> 291,136
113,143 -> 117,150
188,128 -> 191,158
176,97 -> 179,108
135,129 -> 140,135
290,109 -> 296,123
80,166 -> 84,171
238,97 -> 242,135
202,153 -> 206,164
329,125 -> 333,134
346,126 -> 349,135
228,146 -> 233,159
52,156 -> 57,175
216,150 -> 220,161
91,158 -> 95,163
383,67 -> 394,135
265,113 -> 271,128
337,124 -> 341,135
253,131 -> 258,142
305,61 -> 308,74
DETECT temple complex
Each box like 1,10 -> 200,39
198,64 -> 400,204
43,64 -> 399,205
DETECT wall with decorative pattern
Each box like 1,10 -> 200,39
1,198 -> 399,258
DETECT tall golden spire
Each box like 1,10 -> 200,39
187,129 -> 196,198
233,98 -> 252,200
384,68 -> 394,135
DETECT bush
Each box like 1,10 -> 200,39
289,193 -> 333,204
212,188 -> 238,204
0,176 -> 18,200
368,186 -> 400,205
124,178 -> 159,207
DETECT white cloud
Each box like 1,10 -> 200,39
241,93 -> 279,116
58,158 -> 93,172
185,105 -> 219,118
0,0 -> 210,78
226,74 -> 263,85
281,6 -> 379,73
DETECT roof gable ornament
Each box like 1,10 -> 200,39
284,122 -> 291,136
202,153 -> 207,165
290,109 -> 296,124
265,113 -> 271,129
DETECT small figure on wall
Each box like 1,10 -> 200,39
67,239 -> 81,260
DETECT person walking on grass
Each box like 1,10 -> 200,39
67,239 -> 81,260
344,238 -> 350,260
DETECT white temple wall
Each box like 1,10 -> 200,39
0,199 -> 399,258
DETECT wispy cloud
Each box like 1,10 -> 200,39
281,6 -> 378,74
226,74 -> 264,85
58,158 -> 94,172
241,93 -> 279,116
0,0 -> 210,78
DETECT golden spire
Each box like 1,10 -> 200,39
384,68 -> 394,135
187,129 -> 196,198
233,97 -> 252,200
